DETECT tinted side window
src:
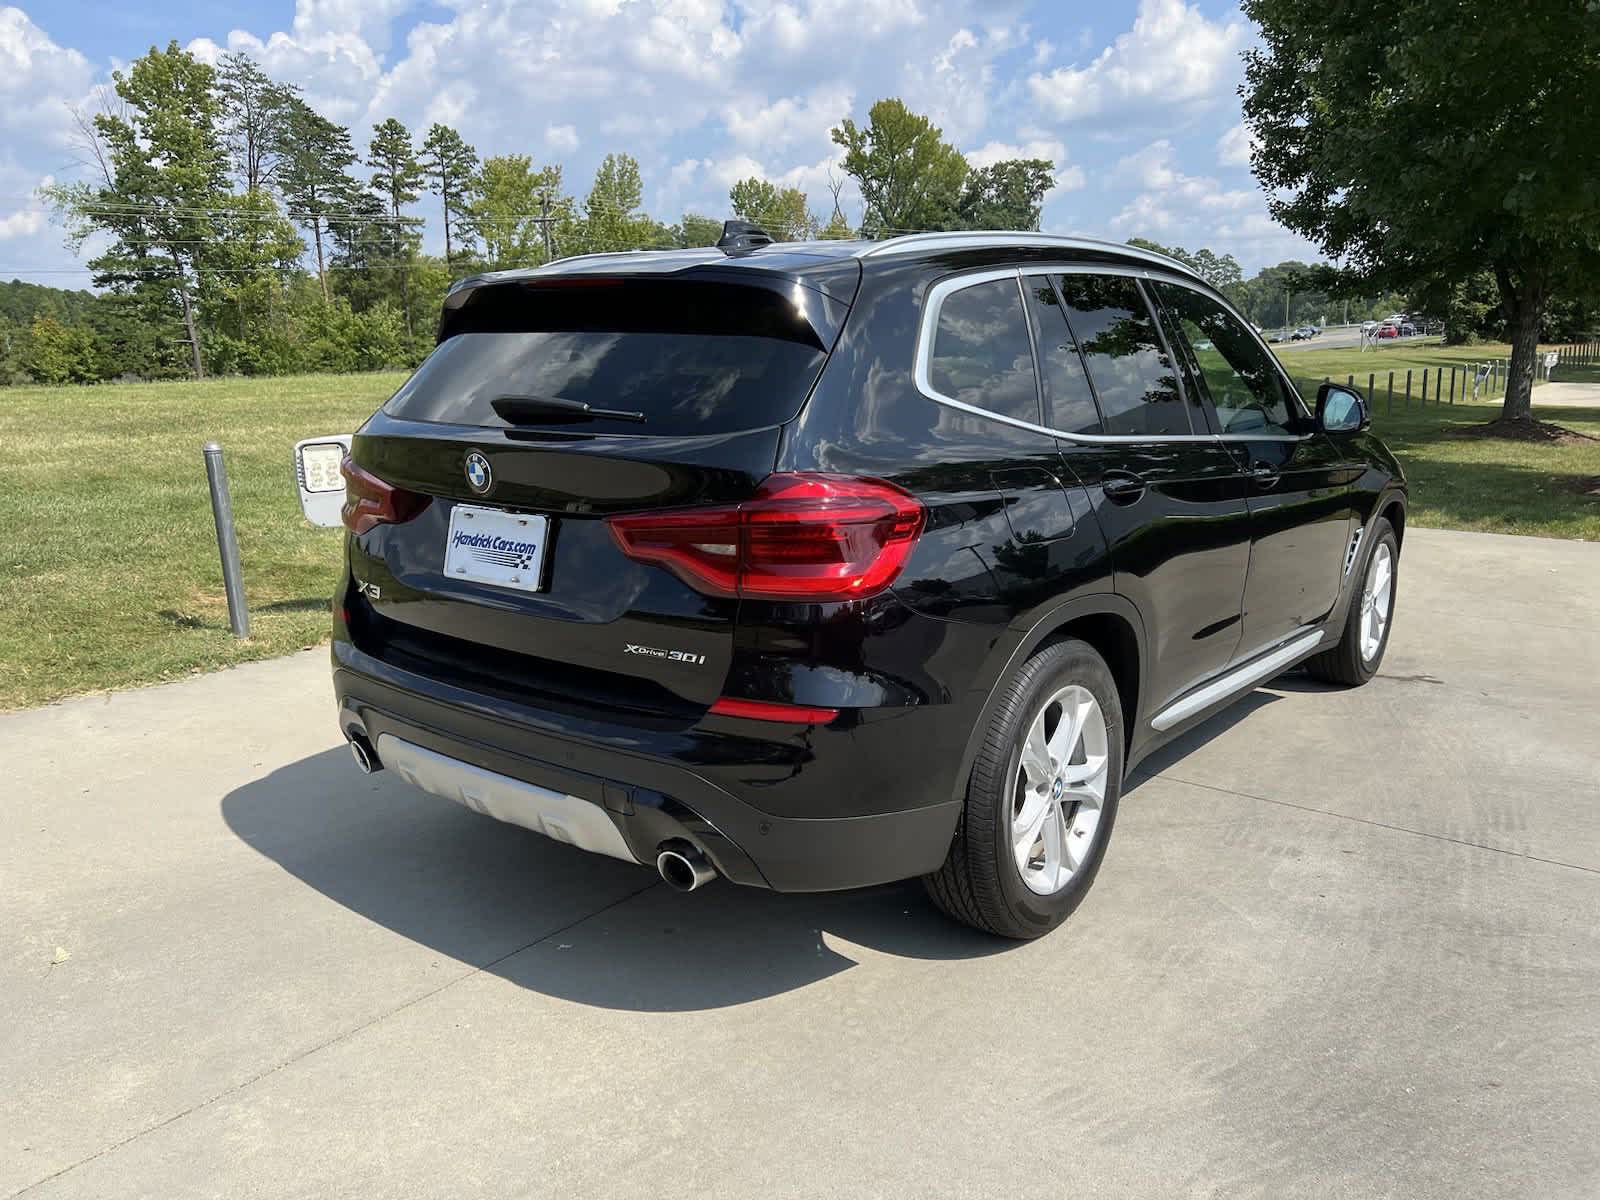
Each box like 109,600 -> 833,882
1153,282 -> 1299,435
928,277 -> 1040,425
1055,274 -> 1191,437
1022,275 -> 1102,435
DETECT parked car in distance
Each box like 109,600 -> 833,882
1265,329 -> 1286,343
1399,321 -> 1418,336
1362,320 -> 1378,334
1376,322 -> 1400,338
325,225 -> 1407,939
1291,325 -> 1317,340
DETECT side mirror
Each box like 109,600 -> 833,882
294,434 -> 354,527
1316,383 -> 1368,434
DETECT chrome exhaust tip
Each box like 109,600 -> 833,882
347,733 -> 380,775
656,841 -> 716,892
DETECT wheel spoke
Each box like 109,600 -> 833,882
1064,806 -> 1101,871
1046,695 -> 1085,766
1372,559 -> 1391,597
1012,790 -> 1050,866
1020,715 -> 1053,786
1062,751 -> 1108,795
1039,799 -> 1065,881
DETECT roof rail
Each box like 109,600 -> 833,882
854,231 -> 1202,278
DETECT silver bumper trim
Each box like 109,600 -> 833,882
375,734 -> 640,864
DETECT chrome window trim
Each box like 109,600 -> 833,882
913,263 -> 1296,445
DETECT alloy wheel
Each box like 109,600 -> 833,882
1359,542 -> 1394,662
1010,685 -> 1110,896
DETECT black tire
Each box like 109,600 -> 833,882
1305,517 -> 1399,686
923,639 -> 1124,939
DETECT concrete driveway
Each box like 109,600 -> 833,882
3,527 -> 1597,1199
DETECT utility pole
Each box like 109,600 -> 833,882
539,188 -> 555,262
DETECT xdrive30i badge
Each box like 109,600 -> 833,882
464,451 -> 492,494
625,643 -> 707,666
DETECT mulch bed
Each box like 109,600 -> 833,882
1443,417 -> 1599,444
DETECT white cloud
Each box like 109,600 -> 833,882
722,84 -> 853,153
1027,0 -> 1246,126
1110,140 -> 1254,213
0,7 -> 95,150
1216,121 -> 1255,169
0,205 -> 44,240
545,123 -> 580,153
966,139 -> 1085,195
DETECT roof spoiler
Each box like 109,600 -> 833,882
717,220 -> 773,255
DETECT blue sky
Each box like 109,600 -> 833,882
0,0 -> 1322,284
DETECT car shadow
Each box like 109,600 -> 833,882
1125,685 -> 1283,785
221,748 -> 1009,1013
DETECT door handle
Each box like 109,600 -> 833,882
1248,462 -> 1280,489
1102,473 -> 1147,505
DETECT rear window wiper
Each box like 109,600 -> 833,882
491,394 -> 646,425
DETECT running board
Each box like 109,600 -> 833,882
1149,630 -> 1325,732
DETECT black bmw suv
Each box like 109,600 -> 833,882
331,226 -> 1406,939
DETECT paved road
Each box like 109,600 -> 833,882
1269,323 -> 1368,352
4,528 -> 1598,1199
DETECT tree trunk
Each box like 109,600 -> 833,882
442,182 -> 453,265
172,251 -> 204,380
1495,264 -> 1545,422
392,204 -> 414,339
313,216 -> 329,303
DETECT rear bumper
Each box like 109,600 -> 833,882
332,640 -> 961,892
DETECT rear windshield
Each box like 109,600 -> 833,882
384,279 -> 830,436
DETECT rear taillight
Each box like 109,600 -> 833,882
607,472 -> 924,602
340,455 -> 430,535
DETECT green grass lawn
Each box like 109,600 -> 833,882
1275,340 -> 1599,540
0,373 -> 402,709
1,352 -> 1595,710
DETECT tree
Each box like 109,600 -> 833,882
1127,238 -> 1245,296
202,189 -> 302,359
728,177 -> 815,239
678,213 -> 724,247
467,155 -> 567,267
571,153 -> 654,253
367,117 -> 425,336
22,315 -> 98,384
278,97 -> 358,302
817,211 -> 854,240
419,122 -> 480,266
45,41 -> 231,379
957,159 -> 1054,231
327,189 -> 394,312
831,99 -> 967,236
1241,0 -> 1600,421
214,51 -> 297,193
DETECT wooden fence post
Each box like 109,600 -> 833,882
1449,367 -> 1456,404
1422,368 -> 1430,406
1387,371 -> 1394,412
1405,369 -> 1412,405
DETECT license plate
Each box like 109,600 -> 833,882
444,504 -> 550,593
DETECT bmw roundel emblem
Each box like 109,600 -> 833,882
464,451 -> 492,494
